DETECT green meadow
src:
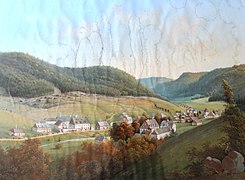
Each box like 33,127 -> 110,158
114,118 -> 227,180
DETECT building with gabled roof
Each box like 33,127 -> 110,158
54,115 -> 73,131
151,127 -> 171,140
70,118 -> 91,131
119,112 -> 133,124
140,118 -> 159,133
95,121 -> 110,130
9,128 -> 25,137
32,123 -> 52,133
191,117 -> 202,126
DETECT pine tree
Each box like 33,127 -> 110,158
222,79 -> 235,109
221,80 -> 245,154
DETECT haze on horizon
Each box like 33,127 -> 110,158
0,0 -> 245,79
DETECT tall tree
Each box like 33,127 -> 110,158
0,139 -> 51,180
222,79 -> 235,109
110,121 -> 135,141
221,80 -> 245,154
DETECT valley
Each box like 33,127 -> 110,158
0,52 -> 243,179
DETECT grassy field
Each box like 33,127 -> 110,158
0,110 -> 34,138
0,130 -> 108,157
0,93 -> 185,129
41,130 -> 109,158
114,117 -> 227,180
176,97 -> 225,112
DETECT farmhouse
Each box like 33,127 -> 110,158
9,128 -> 25,137
203,110 -> 221,119
160,120 -> 172,128
55,115 -> 73,131
151,127 -> 171,140
204,111 -> 215,119
160,120 -> 176,132
140,119 -> 159,133
119,112 -> 133,124
70,118 -> 91,131
32,123 -> 52,133
191,117 -> 202,126
95,121 -> 110,130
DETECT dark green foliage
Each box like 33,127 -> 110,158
222,107 -> 245,154
155,65 -> 245,100
222,80 -> 235,108
221,80 -> 245,154
185,142 -> 226,177
0,52 -> 158,98
154,72 -> 206,98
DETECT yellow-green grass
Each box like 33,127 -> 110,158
176,119 -> 214,135
0,140 -> 22,149
0,94 -> 185,124
38,130 -> 108,144
0,130 -> 108,156
0,110 -> 34,138
42,140 -> 94,159
114,118 -> 227,180
178,97 -> 225,111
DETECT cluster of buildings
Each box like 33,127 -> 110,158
31,115 -> 111,133
8,115 -> 110,138
138,114 -> 176,140
173,108 -> 221,126
32,115 -> 91,133
8,108 -> 220,139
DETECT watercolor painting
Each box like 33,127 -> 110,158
0,0 -> 244,179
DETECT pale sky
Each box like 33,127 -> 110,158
0,0 -> 245,79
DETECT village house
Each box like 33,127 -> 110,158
160,113 -> 167,119
191,117 -> 202,126
186,107 -> 199,117
160,120 -> 177,132
95,121 -> 110,130
70,118 -> 91,131
140,118 -> 159,133
160,119 -> 172,128
119,112 -> 133,124
203,109 -> 221,119
204,111 -> 215,119
151,127 -> 171,140
44,117 -> 57,125
214,111 -> 221,118
55,115 -> 74,132
9,128 -> 25,137
32,122 -> 52,133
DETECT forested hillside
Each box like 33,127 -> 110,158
154,72 -> 206,98
0,52 -> 157,98
154,65 -> 245,101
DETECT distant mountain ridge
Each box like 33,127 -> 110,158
153,72 -> 206,99
138,77 -> 172,90
153,65 -> 245,100
174,72 -> 207,83
0,52 -> 158,98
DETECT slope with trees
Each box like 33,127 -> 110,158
154,65 -> 245,101
0,52 -> 158,98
